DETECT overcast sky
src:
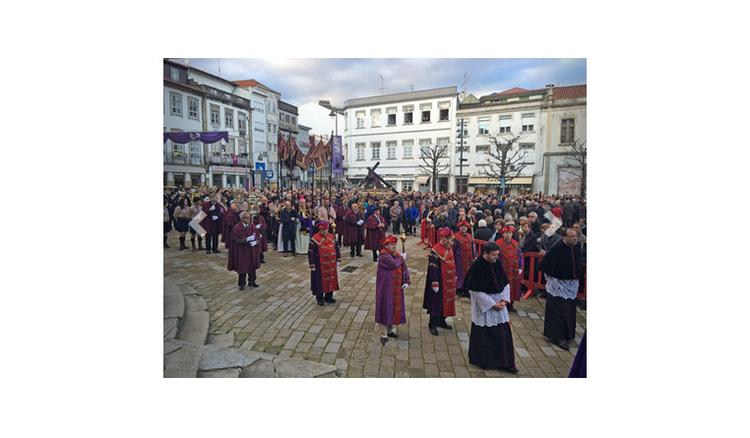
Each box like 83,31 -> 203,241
181,58 -> 586,137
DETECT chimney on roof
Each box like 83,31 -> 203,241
545,83 -> 555,101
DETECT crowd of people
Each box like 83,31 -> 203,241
164,185 -> 587,375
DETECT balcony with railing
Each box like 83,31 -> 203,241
164,151 -> 205,166
209,155 -> 249,166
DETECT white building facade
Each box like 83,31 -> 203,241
186,69 -> 252,188
342,87 -> 459,192
455,84 -> 586,195
234,80 -> 281,189
163,61 -> 206,187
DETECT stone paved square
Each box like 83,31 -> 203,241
164,233 -> 586,377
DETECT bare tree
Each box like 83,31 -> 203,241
479,132 -> 530,195
562,138 -> 586,197
418,143 -> 449,192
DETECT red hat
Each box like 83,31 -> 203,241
501,225 -> 516,234
438,227 -> 453,238
457,220 -> 470,229
381,235 -> 398,246
316,221 -> 329,230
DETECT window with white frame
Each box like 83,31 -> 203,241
438,101 -> 450,121
475,144 -> 490,153
419,138 -> 432,156
238,116 -> 247,132
268,122 -> 272,132
252,100 -> 264,113
499,114 -> 511,133
522,113 -> 535,132
170,67 -> 180,81
356,111 -> 365,128
356,142 -> 365,161
187,97 -> 199,120
455,144 -> 469,153
291,116 -> 296,126
190,141 -> 202,165
371,108 -> 382,126
519,142 -> 535,150
386,141 -> 397,159
402,139 -> 413,158
210,104 -> 220,126
225,108 -> 234,128
402,181 -> 413,192
420,103 -> 431,122
561,118 -> 575,143
403,105 -> 413,124
386,107 -> 397,126
478,116 -> 490,135
170,92 -> 182,116
371,141 -> 381,160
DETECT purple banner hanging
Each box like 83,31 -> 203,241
163,131 -> 229,144
332,135 -> 344,176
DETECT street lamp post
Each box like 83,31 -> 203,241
320,100 -> 345,199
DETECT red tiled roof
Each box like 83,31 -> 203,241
481,87 -> 545,101
552,84 -> 586,99
233,79 -> 261,88
498,87 -> 528,95
479,84 -> 586,102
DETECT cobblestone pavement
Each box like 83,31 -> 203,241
164,232 -> 586,378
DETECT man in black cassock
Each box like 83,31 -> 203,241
463,241 -> 518,373
539,228 -> 583,350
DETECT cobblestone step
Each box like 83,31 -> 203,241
164,340 -> 204,378
164,291 -> 184,319
184,294 -> 208,312
177,310 -> 209,345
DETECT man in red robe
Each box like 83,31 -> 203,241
453,220 -> 476,298
495,225 -> 522,312
308,221 -> 341,306
343,203 -> 365,258
423,227 -> 457,336
364,208 -> 386,261
229,211 -> 260,290
222,201 -> 240,250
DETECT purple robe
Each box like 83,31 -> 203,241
343,209 -> 364,245
308,232 -> 341,295
375,250 -> 411,326
568,331 -> 587,378
453,239 -> 465,290
229,222 -> 258,275
364,213 -> 386,250
222,210 -> 240,248
201,201 -> 225,235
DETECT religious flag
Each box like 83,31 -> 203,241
278,134 -> 288,161
189,211 -> 207,238
544,211 -> 563,236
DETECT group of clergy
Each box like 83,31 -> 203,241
218,195 -> 583,376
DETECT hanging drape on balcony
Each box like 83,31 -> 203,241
163,131 -> 228,144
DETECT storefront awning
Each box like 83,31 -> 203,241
468,176 -> 533,185
414,176 -> 430,185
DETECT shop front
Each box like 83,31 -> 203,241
467,176 -> 534,195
